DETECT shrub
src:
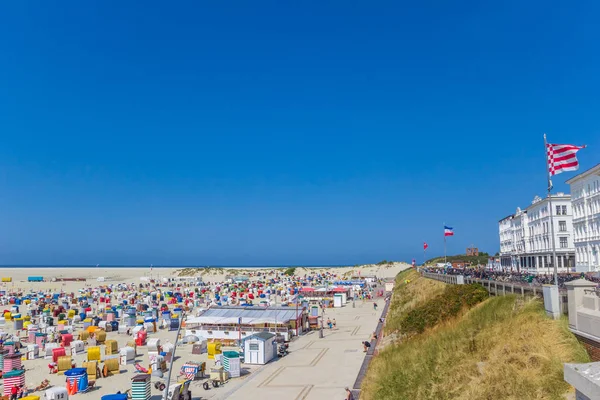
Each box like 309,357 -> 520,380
399,283 -> 488,336
284,267 -> 296,276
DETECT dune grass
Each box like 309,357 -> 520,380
385,269 -> 447,335
362,295 -> 590,400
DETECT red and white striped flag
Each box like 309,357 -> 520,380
547,143 -> 586,176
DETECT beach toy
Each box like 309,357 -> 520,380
87,346 -> 101,362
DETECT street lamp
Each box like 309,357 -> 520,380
163,310 -> 185,399
319,305 -> 324,339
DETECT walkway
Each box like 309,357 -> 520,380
221,299 -> 383,400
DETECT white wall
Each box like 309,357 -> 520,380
569,166 -> 600,272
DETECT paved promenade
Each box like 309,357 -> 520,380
220,299 -> 383,400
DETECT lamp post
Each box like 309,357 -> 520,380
295,294 -> 303,337
163,310 -> 185,399
319,305 -> 324,339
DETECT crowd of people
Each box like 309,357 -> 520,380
421,266 -> 600,289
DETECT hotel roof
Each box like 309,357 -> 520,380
566,163 -> 600,184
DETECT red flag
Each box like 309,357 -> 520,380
547,143 -> 586,176
424,242 -> 428,250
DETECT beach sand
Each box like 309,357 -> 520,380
0,263 -> 407,399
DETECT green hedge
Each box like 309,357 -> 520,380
400,283 -> 488,335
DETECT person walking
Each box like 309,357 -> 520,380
373,302 -> 378,311
345,387 -> 354,400
332,318 -> 337,329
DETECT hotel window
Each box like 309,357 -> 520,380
556,206 -> 561,216
559,221 -> 567,232
559,237 -> 568,248
562,205 -> 567,215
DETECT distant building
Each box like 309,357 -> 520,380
466,247 -> 479,256
498,193 -> 574,274
185,306 -> 307,342
451,261 -> 468,268
566,164 -> 600,272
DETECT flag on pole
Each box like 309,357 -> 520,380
424,242 -> 429,250
547,142 -> 586,176
444,226 -> 454,237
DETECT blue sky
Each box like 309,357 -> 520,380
1,1 -> 599,265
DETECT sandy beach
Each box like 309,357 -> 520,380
0,263 -> 405,293
0,263 -> 408,399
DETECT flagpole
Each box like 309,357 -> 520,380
544,134 -> 559,286
444,223 -> 447,264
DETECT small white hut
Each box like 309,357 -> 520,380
243,332 -> 276,365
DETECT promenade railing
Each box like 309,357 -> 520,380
421,271 -> 569,314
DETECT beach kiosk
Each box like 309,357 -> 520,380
333,294 -> 343,308
243,332 -> 276,365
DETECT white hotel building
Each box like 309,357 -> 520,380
566,164 -> 600,272
498,193 -> 575,273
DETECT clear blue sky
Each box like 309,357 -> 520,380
1,1 -> 599,266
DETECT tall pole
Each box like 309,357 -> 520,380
319,306 -> 324,339
295,295 -> 299,337
444,228 -> 447,264
544,134 -> 559,286
163,311 -> 185,399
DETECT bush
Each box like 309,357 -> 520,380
284,267 -> 296,276
399,283 -> 488,336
